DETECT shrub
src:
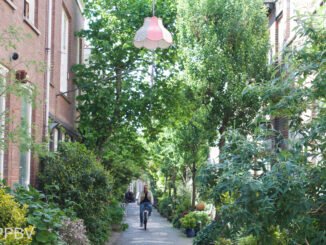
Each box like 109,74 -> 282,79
194,221 -> 221,245
172,193 -> 192,228
0,186 -> 34,245
39,142 -> 112,244
180,212 -> 197,229
237,235 -> 258,245
158,196 -> 174,218
175,193 -> 192,214
13,185 -> 66,244
180,211 -> 210,230
59,218 -> 90,245
107,199 -> 125,231
214,238 -> 232,245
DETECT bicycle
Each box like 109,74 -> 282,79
142,206 -> 150,230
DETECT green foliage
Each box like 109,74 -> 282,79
175,193 -> 192,215
12,186 -> 65,245
102,130 -> 147,197
0,186 -> 34,245
172,192 -> 192,228
39,142 -> 112,245
214,238 -> 232,245
180,213 -> 197,229
73,0 -> 188,151
237,235 -> 257,245
107,199 -> 124,227
195,7 -> 326,245
193,212 -> 210,229
177,0 -> 269,145
180,211 -> 210,230
158,195 -> 174,219
194,221 -> 221,245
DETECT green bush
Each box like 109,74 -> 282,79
172,193 -> 192,228
107,199 -> 125,231
175,193 -> 192,214
214,238 -> 232,245
0,186 -> 34,245
39,142 -> 112,245
237,235 -> 258,245
12,185 -> 66,245
158,196 -> 174,218
180,211 -> 210,230
180,212 -> 197,229
194,221 -> 221,245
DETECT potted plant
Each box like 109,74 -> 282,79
180,212 -> 197,237
193,211 -> 210,235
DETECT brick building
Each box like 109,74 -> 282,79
265,0 -> 324,149
0,0 -> 84,187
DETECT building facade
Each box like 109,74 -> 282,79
0,0 -> 84,187
265,0 -> 324,149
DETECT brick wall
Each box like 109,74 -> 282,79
0,0 -> 47,186
266,0 -> 324,150
0,0 -> 84,187
49,0 -> 84,132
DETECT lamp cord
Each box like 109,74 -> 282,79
152,0 -> 156,16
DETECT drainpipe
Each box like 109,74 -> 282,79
44,0 -> 52,140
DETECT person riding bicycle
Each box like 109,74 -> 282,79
138,184 -> 153,227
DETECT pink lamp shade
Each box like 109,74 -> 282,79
134,16 -> 173,50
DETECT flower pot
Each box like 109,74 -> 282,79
185,228 -> 196,238
196,202 -> 205,211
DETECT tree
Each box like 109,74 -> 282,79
74,0 -> 184,152
175,111 -> 209,208
194,7 -> 326,244
73,0 -> 196,196
177,0 -> 269,150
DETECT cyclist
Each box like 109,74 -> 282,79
138,184 -> 153,227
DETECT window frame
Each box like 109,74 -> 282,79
24,0 -> 36,25
0,65 -> 8,180
60,9 -> 69,93
19,89 -> 33,187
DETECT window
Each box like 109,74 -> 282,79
60,10 -> 69,93
53,128 -> 58,151
19,95 -> 32,187
276,15 -> 284,60
24,0 -> 35,25
0,65 -> 8,180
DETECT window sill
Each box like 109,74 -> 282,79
23,18 -> 41,36
4,0 -> 17,10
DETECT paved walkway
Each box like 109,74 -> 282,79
113,203 -> 193,245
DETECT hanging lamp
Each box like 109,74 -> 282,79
134,0 -> 173,50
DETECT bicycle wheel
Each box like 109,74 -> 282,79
144,211 -> 148,230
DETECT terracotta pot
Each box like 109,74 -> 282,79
196,202 -> 205,211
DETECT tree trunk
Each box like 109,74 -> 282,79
172,175 -> 177,199
168,179 -> 172,198
191,161 -> 196,208
164,175 -> 168,194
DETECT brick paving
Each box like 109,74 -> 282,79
114,203 -> 193,245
